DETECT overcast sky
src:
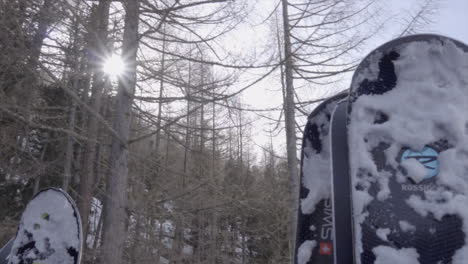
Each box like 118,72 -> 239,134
434,0 -> 468,43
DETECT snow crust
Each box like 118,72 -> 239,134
349,38 -> 468,263
373,246 -> 419,264
297,240 -> 317,264
9,189 -> 80,264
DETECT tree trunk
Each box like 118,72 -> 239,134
209,93 -> 217,263
62,0 -> 84,191
79,0 -> 111,240
172,54 -> 193,264
154,25 -> 167,156
29,0 -> 52,68
281,0 -> 299,260
62,101 -> 76,191
101,1 -> 139,264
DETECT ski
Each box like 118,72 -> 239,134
330,100 -> 353,264
1,188 -> 83,264
294,92 -> 347,264
347,34 -> 468,263
0,240 -> 13,264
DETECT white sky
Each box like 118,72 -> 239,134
433,0 -> 468,43
239,0 -> 468,162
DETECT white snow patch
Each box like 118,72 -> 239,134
376,228 -> 391,241
401,158 -> 427,183
453,246 -> 468,264
373,246 -> 419,264
297,240 -> 317,264
437,149 -> 468,194
353,190 -> 373,258
86,197 -> 102,247
398,220 -> 416,233
182,245 -> 193,255
159,257 -> 169,264
377,171 -> 391,201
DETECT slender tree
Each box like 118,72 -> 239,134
101,1 -> 139,263
280,0 -> 299,258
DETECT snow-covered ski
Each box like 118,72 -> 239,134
294,92 -> 347,264
1,188 -> 83,264
348,34 -> 468,263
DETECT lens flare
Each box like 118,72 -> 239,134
103,54 -> 125,77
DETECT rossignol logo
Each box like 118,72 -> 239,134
401,146 -> 439,179
401,184 -> 436,192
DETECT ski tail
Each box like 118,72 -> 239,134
294,93 -> 347,264
7,188 -> 83,264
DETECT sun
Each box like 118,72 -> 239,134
103,54 -> 125,77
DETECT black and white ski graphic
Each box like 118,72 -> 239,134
295,93 -> 347,264
348,34 -> 468,264
3,188 -> 83,264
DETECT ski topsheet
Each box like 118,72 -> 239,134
6,188 -> 83,264
295,93 -> 347,264
348,34 -> 468,264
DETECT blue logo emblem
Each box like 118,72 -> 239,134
401,146 -> 439,179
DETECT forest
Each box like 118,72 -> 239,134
0,0 -> 440,263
